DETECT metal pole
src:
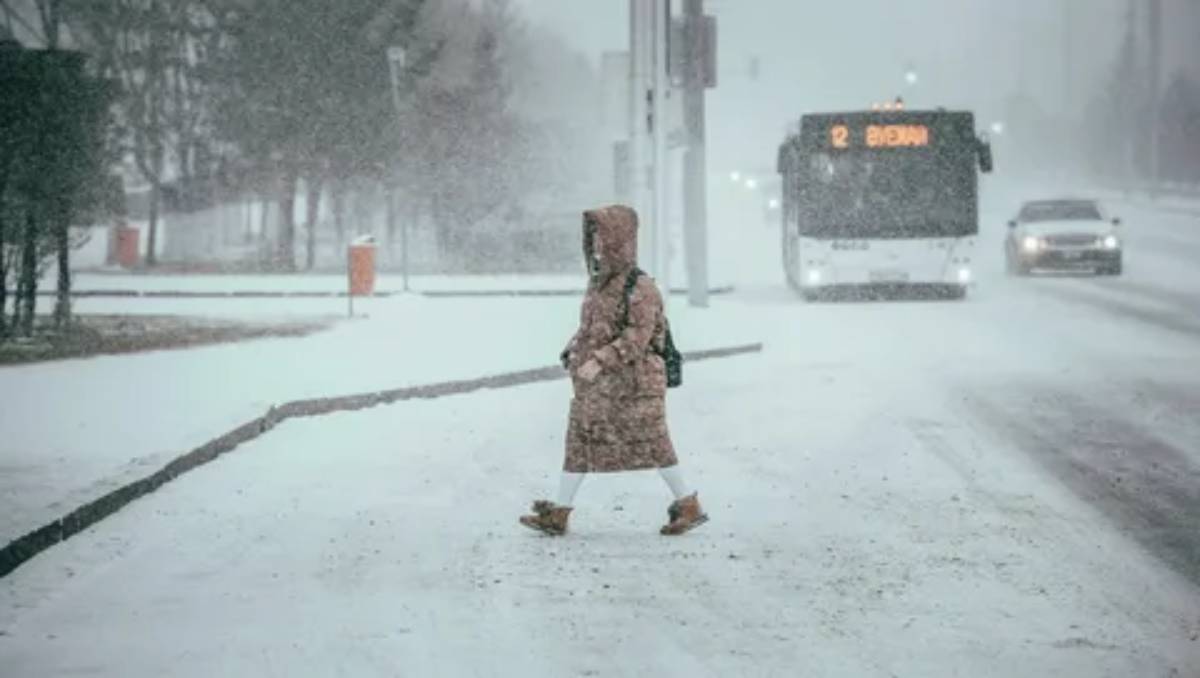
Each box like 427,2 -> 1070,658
651,0 -> 670,299
401,202 -> 410,292
347,248 -> 354,318
1119,0 -> 1136,186
386,47 -> 410,292
1061,0 -> 1075,179
1147,0 -> 1163,186
682,0 -> 709,307
1062,0 -> 1072,114
630,0 -> 651,270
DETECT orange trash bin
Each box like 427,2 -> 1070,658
116,226 -> 140,269
348,236 -> 377,296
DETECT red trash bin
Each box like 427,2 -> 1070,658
348,236 -> 377,296
115,226 -> 140,269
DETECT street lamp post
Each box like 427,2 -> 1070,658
386,46 -> 410,293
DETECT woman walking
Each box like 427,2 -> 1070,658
519,205 -> 707,536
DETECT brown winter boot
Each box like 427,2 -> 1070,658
519,500 -> 573,536
661,493 -> 708,535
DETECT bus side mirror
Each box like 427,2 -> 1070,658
1007,220 -> 1017,229
1112,217 -> 1122,226
978,139 -> 994,174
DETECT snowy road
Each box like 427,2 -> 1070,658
2,195 -> 1199,676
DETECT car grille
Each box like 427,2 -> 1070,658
1044,233 -> 1097,247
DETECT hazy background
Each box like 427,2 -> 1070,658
4,0 -> 1198,275
515,0 -> 1199,179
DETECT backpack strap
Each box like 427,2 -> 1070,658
618,268 -> 642,330
616,268 -> 678,374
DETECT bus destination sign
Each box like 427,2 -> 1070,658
829,124 -> 930,149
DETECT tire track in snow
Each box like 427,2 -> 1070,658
1083,278 -> 1200,320
1032,282 -> 1200,342
965,388 -> 1200,590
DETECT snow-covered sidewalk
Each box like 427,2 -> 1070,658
60,271 -> 736,297
0,292 -> 763,548
65,272 -> 582,296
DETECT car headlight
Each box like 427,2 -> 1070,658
1101,234 -> 1119,250
1021,236 -> 1041,252
957,267 -> 972,283
806,269 -> 822,285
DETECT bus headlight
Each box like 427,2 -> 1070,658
1021,236 -> 1042,253
1101,234 -> 1120,250
806,269 -> 822,285
957,267 -> 972,283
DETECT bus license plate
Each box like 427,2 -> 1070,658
870,270 -> 909,283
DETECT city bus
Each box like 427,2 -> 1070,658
776,107 -> 993,300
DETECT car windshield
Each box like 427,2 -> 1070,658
1019,201 -> 1102,222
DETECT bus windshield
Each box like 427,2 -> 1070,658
797,148 -> 976,239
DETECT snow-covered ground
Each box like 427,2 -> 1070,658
65,272 -> 586,295
2,183 -> 1199,675
64,271 -> 735,297
0,290 -> 761,546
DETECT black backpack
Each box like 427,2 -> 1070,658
620,268 -> 683,388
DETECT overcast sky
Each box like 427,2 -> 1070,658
510,1 -> 1200,174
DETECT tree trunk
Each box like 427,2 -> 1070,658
0,217 -> 8,338
243,196 -> 253,244
332,181 -> 346,252
18,211 -> 38,337
276,168 -> 297,271
258,194 -> 270,245
304,177 -> 321,270
432,192 -> 449,259
385,185 -> 396,265
145,178 -> 160,267
0,164 -> 9,335
53,209 -> 70,327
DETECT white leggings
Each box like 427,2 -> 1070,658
556,465 -> 691,507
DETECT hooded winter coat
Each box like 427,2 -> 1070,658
561,205 -> 678,473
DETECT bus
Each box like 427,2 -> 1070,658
776,108 -> 993,300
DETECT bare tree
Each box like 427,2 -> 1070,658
68,0 -> 174,267
211,0 -> 427,271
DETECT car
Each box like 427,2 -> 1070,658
1004,198 -> 1123,276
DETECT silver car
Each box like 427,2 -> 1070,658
1005,199 -> 1123,276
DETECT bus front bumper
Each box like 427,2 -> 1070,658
802,265 -> 973,288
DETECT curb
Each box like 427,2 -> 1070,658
36,287 -> 736,300
0,342 -> 763,579
419,286 -> 736,298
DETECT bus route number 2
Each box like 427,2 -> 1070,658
830,125 -> 850,149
